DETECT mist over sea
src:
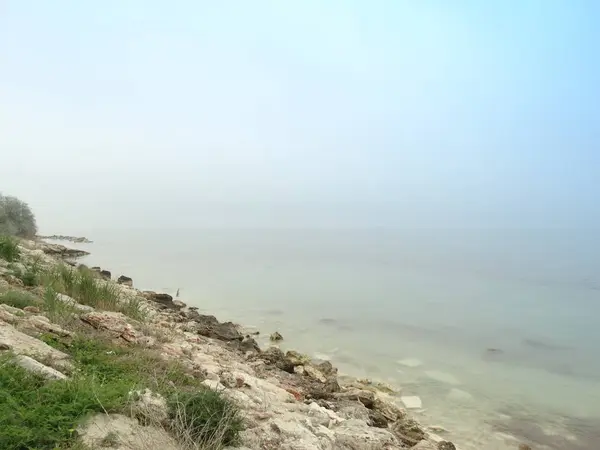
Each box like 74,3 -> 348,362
66,226 -> 600,449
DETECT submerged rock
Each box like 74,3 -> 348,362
270,331 -> 283,342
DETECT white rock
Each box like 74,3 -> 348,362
397,358 -> 423,368
447,388 -> 474,402
14,354 -> 67,380
424,370 -> 460,385
401,395 -> 423,409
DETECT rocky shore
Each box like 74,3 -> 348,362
0,238 -> 462,449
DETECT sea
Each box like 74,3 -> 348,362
57,227 -> 600,449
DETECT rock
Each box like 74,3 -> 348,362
304,364 -> 327,383
0,342 -> 10,350
99,270 -> 111,280
40,242 -> 89,258
518,445 -> 532,450
260,346 -> 295,373
401,395 -> 422,409
79,413 -> 180,450
55,293 -> 95,313
392,417 -> 426,446
128,389 -> 168,424
333,418 -> 400,449
314,360 -> 337,377
23,306 -> 40,314
81,311 -> 140,342
335,389 -> 376,409
14,354 -> 68,380
373,397 -> 405,423
368,409 -> 389,428
117,275 -> 133,287
438,442 -> 457,450
285,350 -> 310,366
21,315 -> 73,337
187,313 -> 243,342
270,331 -> 284,342
412,441 -> 438,449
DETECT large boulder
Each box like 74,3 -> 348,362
80,311 -> 139,343
185,311 -> 243,342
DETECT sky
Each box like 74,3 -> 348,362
1,1 -> 599,231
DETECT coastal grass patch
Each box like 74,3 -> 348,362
0,352 -> 131,450
0,235 -> 20,262
0,289 -> 41,309
41,264 -> 147,320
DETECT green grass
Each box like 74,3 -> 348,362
40,264 -> 147,320
0,290 -> 41,309
0,353 -> 132,450
0,235 -> 20,262
3,333 -> 242,450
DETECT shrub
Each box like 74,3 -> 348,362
0,235 -> 20,262
0,193 -> 37,238
169,390 -> 243,449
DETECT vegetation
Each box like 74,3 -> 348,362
0,193 -> 37,238
0,235 -> 20,262
0,333 -> 242,450
0,290 -> 41,309
0,197 -> 243,450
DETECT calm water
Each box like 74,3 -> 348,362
67,228 -> 600,449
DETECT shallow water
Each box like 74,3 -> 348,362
66,227 -> 600,449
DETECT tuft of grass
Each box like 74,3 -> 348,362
169,390 -> 243,449
0,235 -> 20,262
0,290 -> 41,309
42,286 -> 78,325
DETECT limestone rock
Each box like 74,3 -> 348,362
14,354 -> 67,380
79,413 -> 181,450
56,293 -> 95,313
335,389 -> 376,409
81,311 -> 140,342
128,388 -> 168,424
437,441 -> 457,450
401,395 -> 422,409
332,418 -> 401,449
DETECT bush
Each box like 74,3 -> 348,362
0,235 -> 20,262
169,390 -> 243,449
0,194 -> 37,238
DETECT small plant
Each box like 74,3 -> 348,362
168,389 -> 243,449
0,235 -> 20,262
0,290 -> 41,309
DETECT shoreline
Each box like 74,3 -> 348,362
0,236 -> 462,449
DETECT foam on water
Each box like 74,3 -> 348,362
70,227 -> 600,450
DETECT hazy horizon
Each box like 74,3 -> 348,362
1,1 -> 599,233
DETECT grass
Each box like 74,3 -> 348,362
0,290 -> 41,309
0,353 -> 131,450
169,390 -> 243,449
0,333 -> 242,450
0,235 -> 20,262
40,264 -> 147,321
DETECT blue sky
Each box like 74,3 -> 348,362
1,1 -> 598,230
